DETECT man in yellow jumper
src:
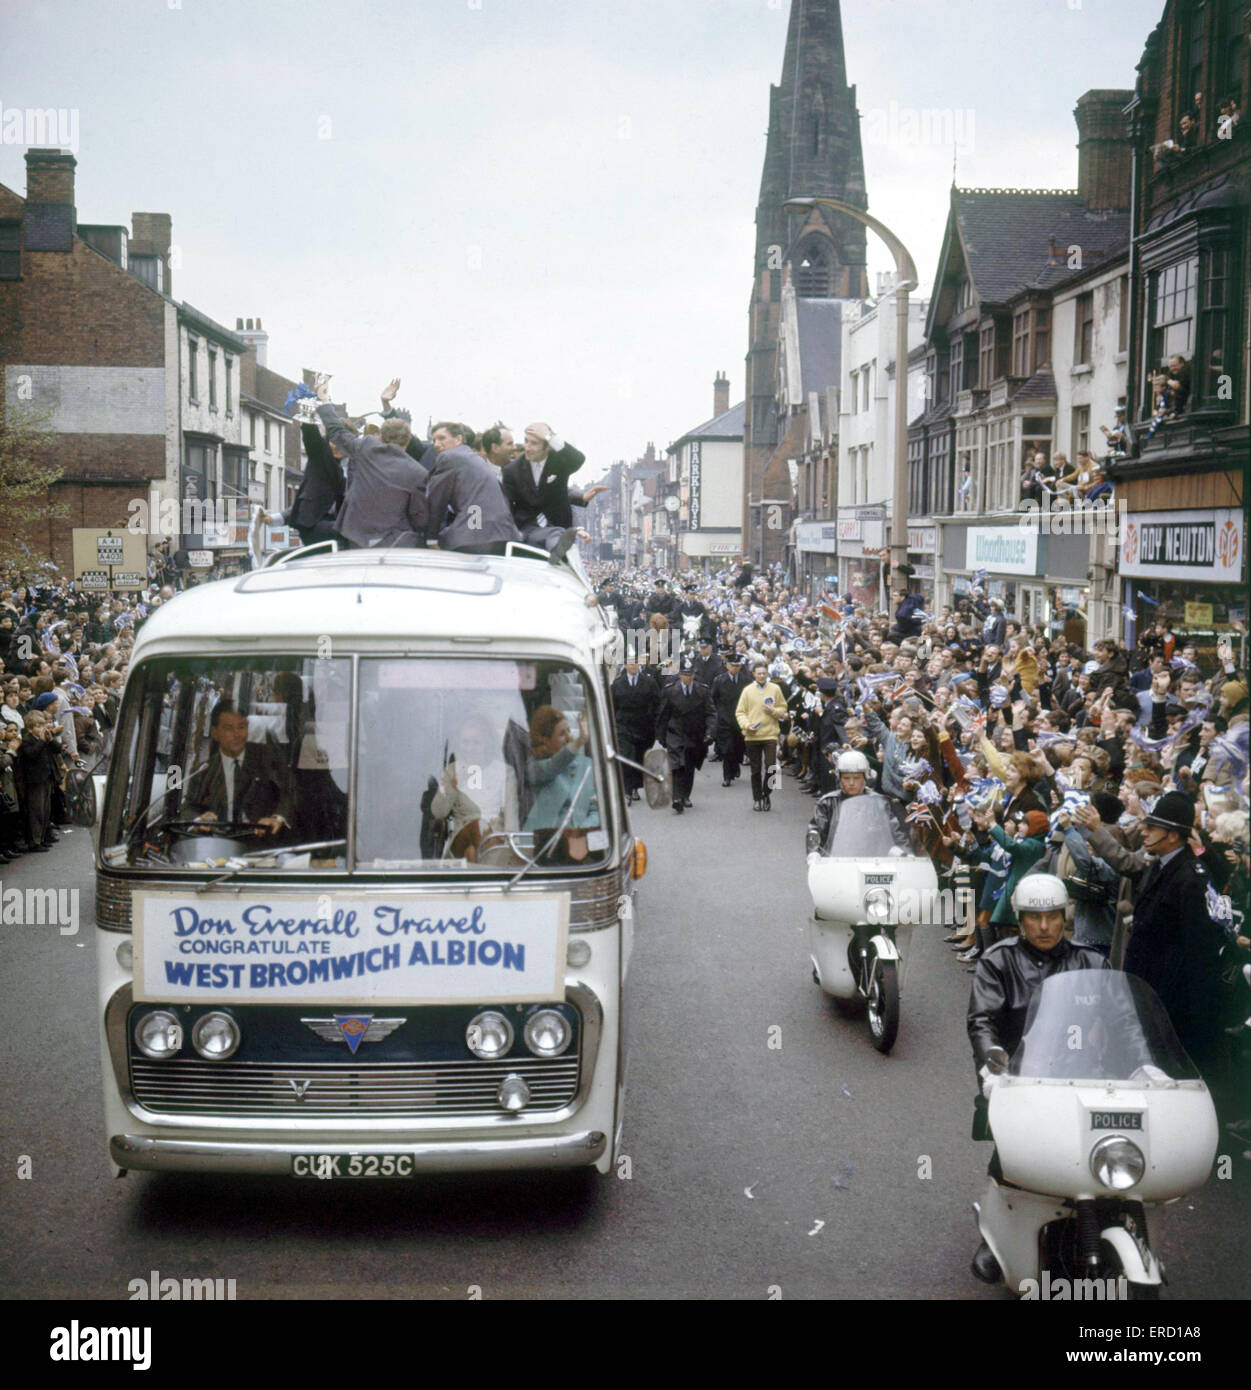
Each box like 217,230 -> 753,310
735,661 -> 789,812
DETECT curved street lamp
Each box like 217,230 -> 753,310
784,196 -> 919,591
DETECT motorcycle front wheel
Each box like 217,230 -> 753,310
866,954 -> 899,1053
1100,1240 -> 1161,1300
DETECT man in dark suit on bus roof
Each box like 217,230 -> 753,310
501,423 -> 603,562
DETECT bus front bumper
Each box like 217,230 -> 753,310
111,1129 -> 607,1175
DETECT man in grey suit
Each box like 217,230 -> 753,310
314,376 -> 427,548
425,422 -> 522,556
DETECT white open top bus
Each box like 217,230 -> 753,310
95,547 -> 649,1179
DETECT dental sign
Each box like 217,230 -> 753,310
965,527 -> 1039,576
1121,509 -> 1243,582
133,890 -> 569,1005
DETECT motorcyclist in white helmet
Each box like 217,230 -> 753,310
806,747 -> 909,859
967,872 -> 1110,1283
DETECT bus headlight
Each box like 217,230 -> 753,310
466,1011 -> 513,1059
1090,1136 -> 1145,1191
524,1009 -> 572,1057
134,1010 -> 184,1060
863,888 -> 894,924
191,1012 -> 241,1061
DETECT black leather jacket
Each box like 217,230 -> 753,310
806,788 -> 912,857
967,936 -> 1109,1070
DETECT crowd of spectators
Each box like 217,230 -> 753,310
592,560 -> 1250,1126
0,569 -> 158,860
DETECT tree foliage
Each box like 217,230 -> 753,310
0,398 -> 67,569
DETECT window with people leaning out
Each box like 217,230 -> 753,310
103,656 -> 610,873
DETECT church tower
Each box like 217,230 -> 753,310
744,0 -> 869,566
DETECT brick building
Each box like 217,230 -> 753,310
1107,0 -> 1249,654
0,149 -> 176,566
0,147 -> 336,569
910,88 -> 1135,641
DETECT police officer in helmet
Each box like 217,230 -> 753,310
967,874 -> 1109,1283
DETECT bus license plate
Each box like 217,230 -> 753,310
291,1153 -> 415,1179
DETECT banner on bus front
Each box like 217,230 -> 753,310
133,889 -> 570,1005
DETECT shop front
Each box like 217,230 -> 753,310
940,521 -> 1094,645
682,530 -> 743,574
837,507 -> 888,611
1119,508 -> 1246,668
905,524 -> 937,606
794,521 -> 838,590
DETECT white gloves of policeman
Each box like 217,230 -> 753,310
980,1047 -> 1010,1097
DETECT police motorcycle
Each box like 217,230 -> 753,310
972,879 -> 1220,1299
805,750 -> 938,1053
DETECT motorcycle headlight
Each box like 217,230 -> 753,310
134,1009 -> 183,1060
1090,1136 -> 1145,1191
524,1008 -> 572,1058
863,888 -> 894,924
466,1010 -> 513,1060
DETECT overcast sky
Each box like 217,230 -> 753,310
1,0 -> 1162,480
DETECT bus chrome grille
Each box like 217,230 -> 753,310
129,1055 -> 581,1118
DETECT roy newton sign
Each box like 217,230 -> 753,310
133,890 -> 570,1005
1121,509 -> 1243,583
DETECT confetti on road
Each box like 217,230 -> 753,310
744,1184 -> 756,1199
841,1085 -> 853,1098
808,1219 -> 825,1236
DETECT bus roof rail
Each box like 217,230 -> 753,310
264,539 -> 341,568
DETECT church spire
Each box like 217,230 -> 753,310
752,0 -> 868,291
743,0 -> 869,568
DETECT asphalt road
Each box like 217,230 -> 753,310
1,767 -> 1247,1301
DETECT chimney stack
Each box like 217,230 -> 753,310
130,212 -> 173,294
23,149 -> 76,251
1074,90 -> 1134,212
25,148 -> 76,205
714,371 -> 730,418
238,316 -> 269,367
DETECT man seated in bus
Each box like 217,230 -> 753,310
260,671 -> 348,845
182,701 -> 294,839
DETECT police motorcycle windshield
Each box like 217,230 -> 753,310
825,793 -> 914,859
1010,970 -> 1202,1083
